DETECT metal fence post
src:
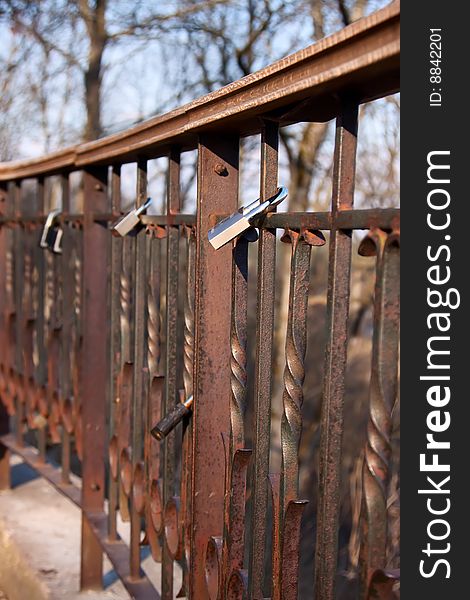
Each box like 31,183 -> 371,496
190,134 -> 239,598
80,166 -> 109,590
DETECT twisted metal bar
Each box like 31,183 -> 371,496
280,231 -> 312,509
359,228 -> 400,590
119,238 -> 132,365
22,248 -> 32,320
183,227 -> 196,400
173,225 -> 196,597
230,236 -> 249,452
31,256 -> 39,322
71,243 -> 82,395
147,239 -> 161,379
73,245 -> 81,323
44,251 -> 54,325
5,248 -> 14,314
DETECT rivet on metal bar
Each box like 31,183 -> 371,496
208,186 -> 288,250
111,197 -> 153,237
39,208 -> 63,254
150,394 -> 193,441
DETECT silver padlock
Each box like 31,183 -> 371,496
111,197 -> 153,237
39,209 -> 63,254
208,186 -> 287,250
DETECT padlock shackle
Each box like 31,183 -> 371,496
111,196 -> 153,237
241,186 -> 287,218
207,185 -> 287,250
136,196 -> 153,215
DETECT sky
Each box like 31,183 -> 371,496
0,0 -> 398,214
0,0 -> 392,160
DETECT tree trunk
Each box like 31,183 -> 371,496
82,0 -> 107,141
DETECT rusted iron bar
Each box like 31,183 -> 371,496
0,404 -> 10,491
314,101 -> 359,600
0,181 -> 10,490
280,231 -> 313,509
230,236 -> 249,453
71,218 -> 83,463
60,173 -> 72,484
249,120 -> 279,599
277,229 -> 320,599
130,158 -> 149,580
178,225 -> 196,597
219,444 -> 251,599
115,176 -> 135,532
0,213 -> 196,227
80,166 -> 109,590
0,185 -> 16,421
13,181 -> 25,446
44,179 -> 62,446
24,180 -> 41,433
191,134 -> 239,598
262,208 -> 400,232
21,183 -> 36,436
35,177 -> 47,461
162,148 -> 181,598
144,231 -> 164,563
108,165 -> 122,542
0,208 -> 401,233
206,229 -> 251,600
359,229 -> 400,595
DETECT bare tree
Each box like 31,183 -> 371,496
1,0 -> 230,141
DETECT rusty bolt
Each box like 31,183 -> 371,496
90,482 -> 100,491
94,183 -> 102,191
214,163 -> 228,176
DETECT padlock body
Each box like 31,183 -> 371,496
112,211 -> 140,237
45,227 -> 59,249
208,212 -> 251,250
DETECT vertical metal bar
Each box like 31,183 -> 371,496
219,235 -> 250,599
22,183 -> 35,430
35,177 -> 47,460
359,229 -> 400,594
0,182 -> 6,373
0,182 -> 10,489
0,402 -> 9,490
80,166 -> 109,591
130,158 -> 149,580
248,121 -> 279,600
72,215 -> 84,463
46,179 -> 62,445
190,134 -> 239,599
178,225 -> 196,597
117,188 -> 133,524
314,102 -> 358,600
162,148 -> 180,598
61,173 -> 71,484
13,180 -> 24,446
276,231 -> 314,599
230,236 -> 249,453
280,232 -> 312,510
145,229 -> 164,561
108,165 -> 121,541
147,235 -> 162,382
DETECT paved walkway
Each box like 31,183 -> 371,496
0,454 -> 180,599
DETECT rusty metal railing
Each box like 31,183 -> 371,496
0,3 -> 400,599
